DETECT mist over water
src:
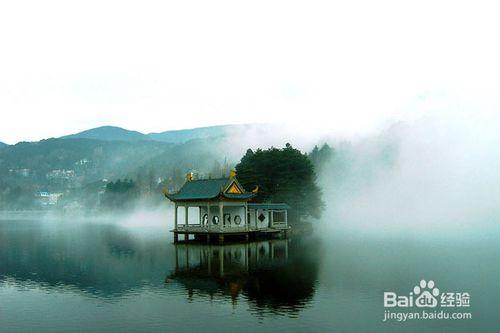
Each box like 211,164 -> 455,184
202,105 -> 500,238
5,104 -> 493,239
2,109 -> 500,332
93,106 -> 500,237
313,113 -> 499,235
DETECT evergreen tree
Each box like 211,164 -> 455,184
235,143 -> 324,222
101,178 -> 139,209
308,143 -> 333,174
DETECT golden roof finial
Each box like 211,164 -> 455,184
229,169 -> 237,179
186,172 -> 193,181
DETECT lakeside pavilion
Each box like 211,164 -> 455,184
164,171 -> 290,243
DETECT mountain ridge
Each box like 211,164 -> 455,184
61,126 -> 149,142
61,124 -> 251,143
147,124 -> 249,143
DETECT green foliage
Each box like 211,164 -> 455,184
235,143 -> 324,222
0,135 -> 235,210
0,182 -> 36,210
308,143 -> 333,174
0,138 -> 171,184
0,131 -> 335,215
101,179 -> 139,210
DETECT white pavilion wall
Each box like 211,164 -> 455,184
248,208 -> 270,229
200,205 -> 246,228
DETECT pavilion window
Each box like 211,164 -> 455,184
273,211 -> 286,223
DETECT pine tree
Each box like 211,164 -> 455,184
235,144 -> 324,222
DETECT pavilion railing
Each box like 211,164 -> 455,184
272,221 -> 288,228
175,224 -> 257,233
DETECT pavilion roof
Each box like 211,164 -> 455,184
248,203 -> 290,210
165,177 -> 256,202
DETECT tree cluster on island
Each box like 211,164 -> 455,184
236,143 -> 330,221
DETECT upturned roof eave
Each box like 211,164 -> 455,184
165,192 -> 256,202
165,194 -> 219,202
221,192 -> 257,199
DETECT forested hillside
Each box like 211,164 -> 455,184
0,126 -> 241,211
0,124 -> 339,215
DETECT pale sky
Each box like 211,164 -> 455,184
1,0 -> 500,144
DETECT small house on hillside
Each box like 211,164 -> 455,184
164,171 -> 290,243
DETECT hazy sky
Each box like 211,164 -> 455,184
1,0 -> 499,143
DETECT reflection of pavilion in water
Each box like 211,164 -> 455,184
168,240 -> 294,305
172,240 -> 289,277
0,221 -> 318,311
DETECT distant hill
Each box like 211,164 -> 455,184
62,126 -> 149,142
147,124 -> 248,143
0,142 -> 7,147
0,138 -> 171,182
0,123 -> 320,211
60,124 -> 251,143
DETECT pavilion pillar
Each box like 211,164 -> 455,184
199,207 -> 202,226
174,245 -> 179,272
219,247 -> 224,276
207,246 -> 212,274
254,210 -> 258,229
185,206 -> 188,226
245,203 -> 248,231
219,202 -> 224,230
174,203 -> 178,230
270,210 -> 274,228
207,202 -> 211,231
244,243 -> 249,270
255,242 -> 259,261
284,210 -> 288,227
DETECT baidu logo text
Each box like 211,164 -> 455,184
384,280 -> 470,308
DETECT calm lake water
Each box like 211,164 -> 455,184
0,219 -> 499,332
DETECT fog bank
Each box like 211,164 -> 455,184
319,101 -> 500,234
